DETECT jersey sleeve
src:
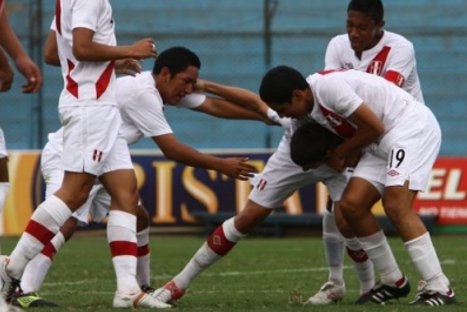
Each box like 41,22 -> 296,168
176,93 -> 207,109
384,43 -> 416,87
125,90 -> 173,138
318,76 -> 362,117
71,0 -> 103,32
324,37 -> 344,70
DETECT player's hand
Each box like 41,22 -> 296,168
115,59 -> 142,76
15,55 -> 42,93
129,38 -> 158,59
326,148 -> 346,173
194,78 -> 207,92
219,157 -> 257,181
0,61 -> 14,92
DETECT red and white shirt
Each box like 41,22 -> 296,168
325,30 -> 424,103
53,0 -> 117,107
306,69 -> 422,139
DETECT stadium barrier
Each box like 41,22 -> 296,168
1,151 -> 466,236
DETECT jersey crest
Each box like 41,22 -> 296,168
367,46 -> 391,76
318,104 -> 356,138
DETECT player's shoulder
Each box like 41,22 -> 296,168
327,33 -> 349,47
382,30 -> 415,49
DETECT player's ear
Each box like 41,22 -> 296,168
160,67 -> 171,82
292,89 -> 306,102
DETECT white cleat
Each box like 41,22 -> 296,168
113,290 -> 171,309
151,281 -> 185,304
305,281 -> 345,305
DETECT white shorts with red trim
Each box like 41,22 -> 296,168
352,104 -> 441,193
58,105 -> 132,176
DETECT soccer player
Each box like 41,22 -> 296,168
150,98 -> 351,304
12,45 -> 269,308
259,65 -> 456,306
0,0 -> 173,309
308,0 -> 426,304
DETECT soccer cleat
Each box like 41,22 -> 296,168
410,288 -> 457,306
151,281 -> 185,304
305,281 -> 345,305
12,292 -> 59,308
112,290 -> 171,309
355,277 -> 411,304
0,256 -> 20,303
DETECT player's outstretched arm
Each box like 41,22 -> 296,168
72,28 -> 157,62
153,133 -> 256,181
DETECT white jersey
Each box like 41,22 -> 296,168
306,69 -> 421,139
325,31 -> 423,103
116,71 -> 206,144
54,0 -> 117,107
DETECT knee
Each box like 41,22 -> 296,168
338,197 -> 364,221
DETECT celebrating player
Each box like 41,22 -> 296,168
308,0 -> 426,305
259,65 -> 455,306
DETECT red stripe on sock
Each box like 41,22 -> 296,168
41,243 -> 57,261
25,220 -> 56,246
346,247 -> 369,263
109,241 -> 138,257
137,245 -> 150,257
207,225 -> 236,256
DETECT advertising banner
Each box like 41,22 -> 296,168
2,151 -> 467,235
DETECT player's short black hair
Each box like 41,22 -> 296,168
347,0 -> 384,23
290,122 -> 344,168
152,46 -> 201,76
259,65 -> 308,105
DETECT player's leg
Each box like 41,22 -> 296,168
383,112 -> 454,305
99,141 -> 170,309
0,128 -> 10,255
306,199 -> 346,305
135,204 -> 152,290
152,199 -> 272,303
334,205 -> 374,296
339,175 -> 409,304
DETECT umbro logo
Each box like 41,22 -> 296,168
387,169 -> 400,176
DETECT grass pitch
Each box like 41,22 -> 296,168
2,234 -> 466,311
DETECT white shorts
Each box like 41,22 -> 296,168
41,145 -> 110,225
353,104 -> 441,193
249,137 -> 347,208
59,105 -> 132,176
0,128 -> 7,157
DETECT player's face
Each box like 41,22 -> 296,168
267,89 -> 312,118
346,10 -> 384,54
165,65 -> 199,103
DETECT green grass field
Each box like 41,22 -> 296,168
2,234 -> 466,311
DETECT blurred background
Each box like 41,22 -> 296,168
1,0 -> 467,153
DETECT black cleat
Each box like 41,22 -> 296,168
410,288 -> 457,306
355,277 -> 410,304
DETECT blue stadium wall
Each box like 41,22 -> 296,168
1,0 -> 467,154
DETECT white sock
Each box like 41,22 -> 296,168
136,228 -> 151,287
20,231 -> 65,293
405,232 -> 450,293
345,237 -> 375,294
173,217 -> 246,290
9,196 -> 71,279
322,211 -> 345,285
359,230 -> 403,286
107,210 -> 139,294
